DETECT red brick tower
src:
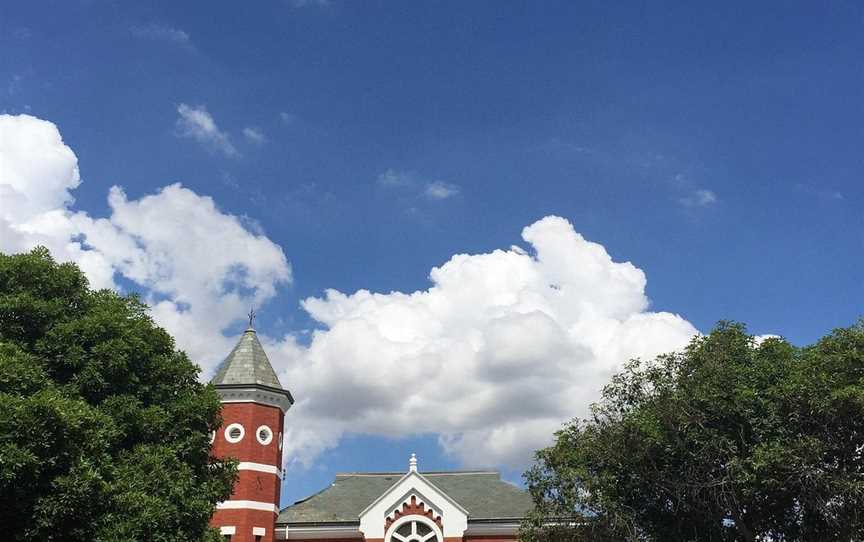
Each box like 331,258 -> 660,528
210,321 -> 293,542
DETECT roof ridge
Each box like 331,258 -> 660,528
334,470 -> 500,477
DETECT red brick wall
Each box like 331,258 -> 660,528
229,469 -> 282,503
211,401 -> 285,542
385,496 -> 444,530
212,508 -> 277,542
212,402 -> 284,466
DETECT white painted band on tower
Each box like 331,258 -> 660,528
216,500 -> 280,513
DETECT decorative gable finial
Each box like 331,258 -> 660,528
409,453 -> 418,472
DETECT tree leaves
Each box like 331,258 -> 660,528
523,321 -> 864,541
0,248 -> 236,541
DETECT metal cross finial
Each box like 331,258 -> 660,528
247,307 -> 256,329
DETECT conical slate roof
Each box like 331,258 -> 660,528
211,327 -> 284,390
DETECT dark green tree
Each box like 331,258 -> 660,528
522,321 -> 864,541
0,248 -> 237,541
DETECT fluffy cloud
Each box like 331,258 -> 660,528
176,104 -> 238,158
77,184 -> 291,365
0,114 -> 117,288
1,114 -> 700,474
273,216 -> 698,469
0,114 -> 290,369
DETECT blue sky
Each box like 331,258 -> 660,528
1,1 -> 862,506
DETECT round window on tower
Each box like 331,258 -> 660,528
256,425 -> 273,445
209,430 -> 216,444
224,423 -> 245,444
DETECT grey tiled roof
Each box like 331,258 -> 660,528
278,471 -> 533,524
211,328 -> 284,389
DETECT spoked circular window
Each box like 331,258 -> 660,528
389,518 -> 439,542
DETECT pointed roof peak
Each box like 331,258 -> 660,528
211,324 -> 284,390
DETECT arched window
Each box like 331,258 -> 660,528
387,517 -> 440,542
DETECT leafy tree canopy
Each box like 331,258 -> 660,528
0,248 -> 236,541
523,321 -> 864,541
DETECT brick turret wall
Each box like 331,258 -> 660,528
211,401 -> 285,542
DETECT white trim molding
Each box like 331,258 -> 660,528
216,500 -> 279,513
220,526 -> 236,535
282,525 -> 363,540
238,461 -> 282,479
253,527 -> 267,536
464,522 -> 522,536
217,386 -> 293,413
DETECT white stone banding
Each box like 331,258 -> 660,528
217,500 -> 279,513
238,461 -> 282,479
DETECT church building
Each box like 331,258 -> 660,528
210,325 -> 533,542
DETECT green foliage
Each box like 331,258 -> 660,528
522,321 -> 864,541
0,247 -> 237,541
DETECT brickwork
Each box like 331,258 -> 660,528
211,401 -> 285,542
211,402 -> 284,465
212,508 -> 277,542
385,495 -> 443,530
229,469 -> 282,503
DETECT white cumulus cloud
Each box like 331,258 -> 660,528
0,114 -> 117,288
271,216 -> 698,470
1,114 -> 700,474
176,104 -> 238,158
0,114 -> 290,370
